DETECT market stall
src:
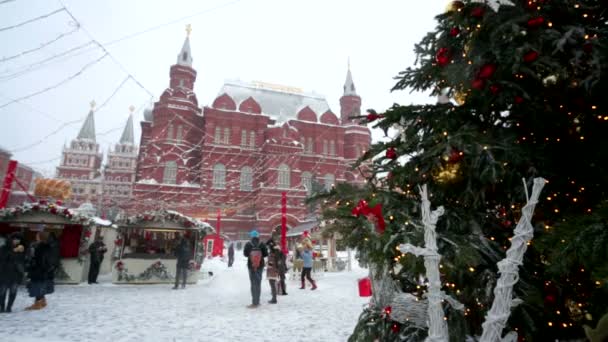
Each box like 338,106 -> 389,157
112,210 -> 214,284
0,200 -> 112,284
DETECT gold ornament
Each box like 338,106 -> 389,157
453,91 -> 467,105
445,1 -> 464,13
435,163 -> 461,183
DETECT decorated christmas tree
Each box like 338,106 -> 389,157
314,0 -> 608,340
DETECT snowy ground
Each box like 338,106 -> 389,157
0,256 -> 369,342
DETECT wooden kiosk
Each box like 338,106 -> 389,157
0,201 -> 112,284
112,210 -> 214,284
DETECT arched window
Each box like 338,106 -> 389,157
241,129 -> 248,147
324,173 -> 335,191
167,124 -> 174,140
277,164 -> 290,189
212,164 -> 226,189
330,140 -> 336,156
223,127 -> 231,144
306,137 -> 313,153
240,166 -> 253,191
163,161 -> 177,184
182,52 -> 188,62
176,125 -> 183,142
301,171 -> 312,195
323,140 -> 328,155
249,131 -> 256,147
214,127 -> 221,144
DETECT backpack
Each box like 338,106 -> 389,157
249,244 -> 263,270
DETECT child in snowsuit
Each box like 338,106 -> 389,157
300,246 -> 317,290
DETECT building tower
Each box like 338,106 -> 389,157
103,106 -> 138,203
56,101 -> 103,204
134,25 -> 203,205
339,59 -> 362,125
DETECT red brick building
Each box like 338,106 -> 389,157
132,33 -> 371,239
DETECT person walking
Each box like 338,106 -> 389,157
243,230 -> 267,308
300,245 -> 317,290
88,236 -> 107,284
173,237 -> 191,289
25,230 -> 55,310
265,239 -> 280,304
227,243 -> 235,267
0,232 -> 26,313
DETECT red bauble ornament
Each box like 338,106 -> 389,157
449,27 -> 461,37
472,78 -> 485,90
384,306 -> 392,316
39,200 -> 47,206
366,112 -> 383,122
449,149 -> 463,163
386,147 -> 397,160
471,7 -> 485,18
435,47 -> 451,66
502,220 -> 512,228
489,84 -> 501,95
391,324 -> 400,333
49,207 -> 58,215
527,17 -> 545,28
583,42 -> 593,53
514,96 -> 524,104
523,50 -> 539,63
478,63 -> 497,79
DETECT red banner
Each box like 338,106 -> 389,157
0,160 -> 17,209
281,191 -> 287,254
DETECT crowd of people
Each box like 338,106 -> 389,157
0,229 -> 108,313
243,229 -> 316,308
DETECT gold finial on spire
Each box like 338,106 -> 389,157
129,105 -> 135,113
185,24 -> 192,37
90,100 -> 96,110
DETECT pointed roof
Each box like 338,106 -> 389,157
77,101 -> 96,141
176,25 -> 193,67
343,59 -> 357,96
119,108 -> 134,144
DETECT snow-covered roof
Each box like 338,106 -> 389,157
218,80 -> 331,124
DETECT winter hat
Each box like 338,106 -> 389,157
249,230 -> 259,238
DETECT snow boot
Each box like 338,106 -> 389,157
246,304 -> 259,309
6,292 -> 16,313
40,298 -> 47,308
25,300 -> 44,311
310,280 -> 317,290
268,298 -> 277,304
0,292 -> 5,312
299,280 -> 305,289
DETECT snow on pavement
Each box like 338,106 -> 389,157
0,257 -> 369,342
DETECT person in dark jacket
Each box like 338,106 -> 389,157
227,243 -> 235,267
88,236 -> 107,284
265,239 -> 280,304
173,236 -> 191,289
243,230 -> 268,308
0,232 -> 26,313
277,246 -> 288,295
25,231 -> 54,310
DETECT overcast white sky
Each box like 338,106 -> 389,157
0,0 -> 445,176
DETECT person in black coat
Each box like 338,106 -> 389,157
173,237 -> 191,289
25,231 -> 55,311
227,243 -> 235,267
0,232 -> 26,313
88,237 -> 107,284
243,230 -> 268,308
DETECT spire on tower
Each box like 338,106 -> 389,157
177,24 -> 193,67
119,106 -> 135,144
77,101 -> 97,141
343,58 -> 357,96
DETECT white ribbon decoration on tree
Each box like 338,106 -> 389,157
399,185 -> 449,342
480,177 -> 546,342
